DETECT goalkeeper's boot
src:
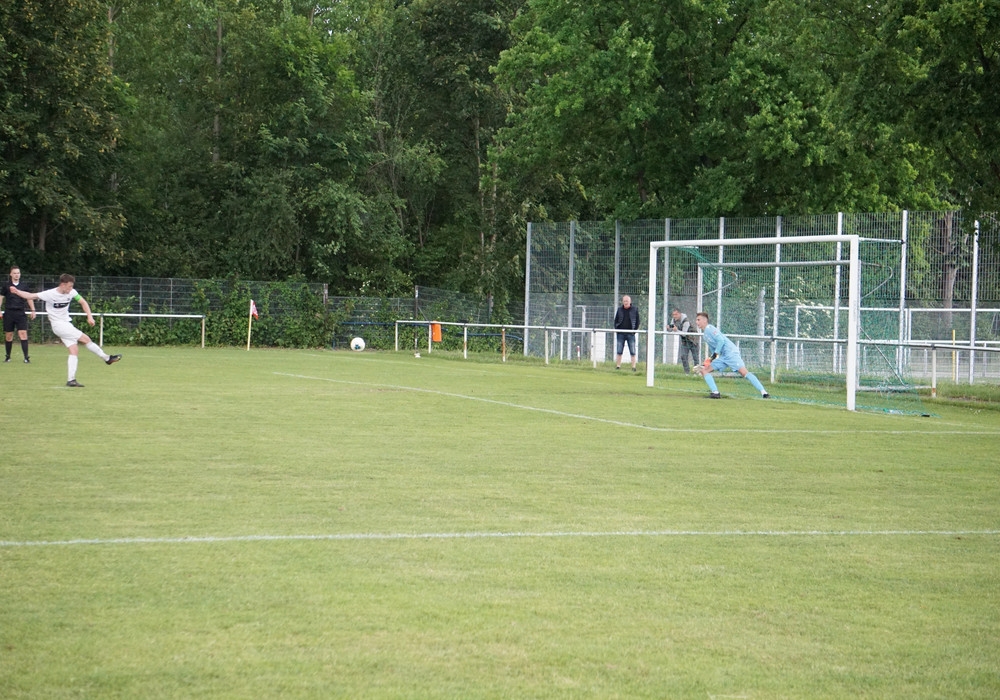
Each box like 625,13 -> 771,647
66,379 -> 84,387
709,392 -> 721,399
106,354 -> 122,365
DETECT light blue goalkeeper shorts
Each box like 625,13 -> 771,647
710,348 -> 745,373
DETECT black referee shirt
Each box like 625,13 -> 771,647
1,281 -> 30,312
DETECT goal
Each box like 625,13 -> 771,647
646,234 -> 927,413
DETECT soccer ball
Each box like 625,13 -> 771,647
350,337 -> 365,352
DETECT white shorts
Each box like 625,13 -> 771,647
50,318 -> 84,347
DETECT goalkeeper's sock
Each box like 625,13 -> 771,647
704,374 -> 719,393
745,372 -> 766,394
68,355 -> 78,381
85,341 -> 109,361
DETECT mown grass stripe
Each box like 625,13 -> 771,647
275,372 -> 1000,435
5,529 -> 999,548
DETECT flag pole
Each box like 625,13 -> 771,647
247,299 -> 256,351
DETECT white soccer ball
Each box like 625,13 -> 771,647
350,337 -> 366,352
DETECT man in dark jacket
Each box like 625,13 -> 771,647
670,308 -> 698,373
613,295 -> 640,371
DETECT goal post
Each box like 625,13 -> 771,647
646,235 -> 862,410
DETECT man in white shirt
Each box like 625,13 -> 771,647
9,273 -> 122,387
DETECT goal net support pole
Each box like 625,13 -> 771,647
646,234 -> 861,411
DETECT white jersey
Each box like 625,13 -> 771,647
37,288 -> 83,323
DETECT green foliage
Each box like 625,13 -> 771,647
130,304 -> 204,346
331,297 -> 405,350
925,380 -> 1000,408
891,0 -> 1000,214
91,296 -> 136,346
0,0 -> 126,269
349,0 -> 523,302
50,278 -> 336,348
493,0 -> 959,220
196,278 -> 335,348
110,0 -> 416,294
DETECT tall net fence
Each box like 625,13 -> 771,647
525,212 -> 1000,386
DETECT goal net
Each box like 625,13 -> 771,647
647,235 -> 928,414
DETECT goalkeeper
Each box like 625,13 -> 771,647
694,312 -> 769,399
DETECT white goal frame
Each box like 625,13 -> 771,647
646,235 -> 862,410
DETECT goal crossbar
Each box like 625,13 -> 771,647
646,235 -> 862,410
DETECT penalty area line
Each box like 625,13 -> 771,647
3,529 -> 999,548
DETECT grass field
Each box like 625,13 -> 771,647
2,345 -> 999,698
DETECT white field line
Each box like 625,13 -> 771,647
3,529 -> 999,548
274,372 -> 1000,436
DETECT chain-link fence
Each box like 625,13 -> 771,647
329,286 -> 505,349
525,212 -> 1000,378
8,276 -> 496,350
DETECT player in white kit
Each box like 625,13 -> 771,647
9,273 -> 122,387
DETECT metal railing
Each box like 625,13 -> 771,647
30,312 -> 207,348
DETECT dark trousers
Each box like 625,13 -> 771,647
678,339 -> 697,373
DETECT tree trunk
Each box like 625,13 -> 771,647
108,4 -> 119,191
939,211 -> 967,333
37,213 -> 48,252
941,212 -> 955,329
213,15 -> 222,163
475,115 -> 485,276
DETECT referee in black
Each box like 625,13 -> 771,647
1,265 -> 36,363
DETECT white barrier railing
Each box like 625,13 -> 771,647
392,319 -> 1000,388
33,312 -> 207,348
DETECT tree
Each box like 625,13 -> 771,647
348,0 -> 443,285
0,0 -> 126,271
492,0 -> 951,221
890,0 -> 1000,214
493,0 -> 671,220
112,0 -> 413,292
347,0 -> 524,307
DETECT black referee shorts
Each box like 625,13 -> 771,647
3,309 -> 28,333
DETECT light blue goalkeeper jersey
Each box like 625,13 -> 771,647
702,323 -> 746,372
701,324 -> 735,358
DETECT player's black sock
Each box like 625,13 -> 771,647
21,339 -> 29,359
4,340 -> 10,359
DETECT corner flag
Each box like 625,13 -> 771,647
247,299 -> 259,350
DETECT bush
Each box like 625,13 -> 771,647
198,279 -> 335,348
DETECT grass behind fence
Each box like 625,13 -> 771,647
1,346 -> 998,698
